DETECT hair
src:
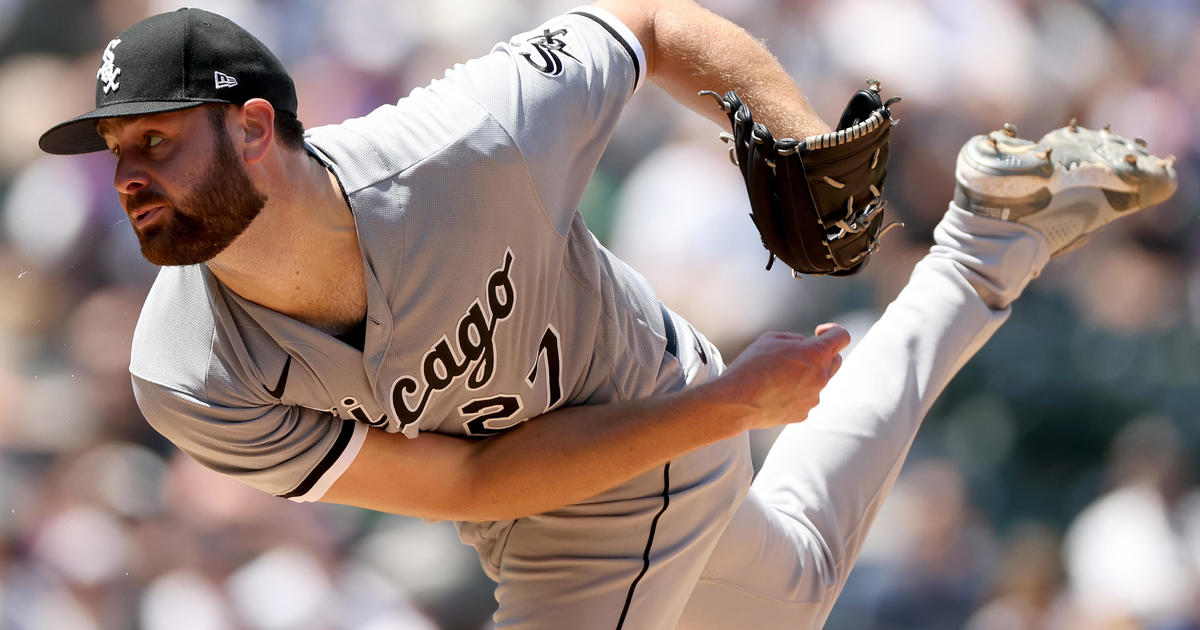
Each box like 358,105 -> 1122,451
205,103 -> 306,152
273,109 -> 306,151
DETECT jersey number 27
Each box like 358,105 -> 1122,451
460,326 -> 562,437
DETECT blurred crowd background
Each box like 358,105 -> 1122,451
2,0 -> 1200,628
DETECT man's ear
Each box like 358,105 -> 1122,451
237,98 -> 276,164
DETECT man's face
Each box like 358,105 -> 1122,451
98,106 -> 266,266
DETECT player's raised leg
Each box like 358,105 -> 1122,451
676,123 -> 1178,630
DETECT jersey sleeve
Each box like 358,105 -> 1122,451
132,374 -> 368,503
440,6 -> 646,233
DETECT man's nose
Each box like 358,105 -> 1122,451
113,156 -> 150,195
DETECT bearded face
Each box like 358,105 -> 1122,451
125,107 -> 267,266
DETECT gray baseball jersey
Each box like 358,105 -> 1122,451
130,12 -> 758,627
131,8 -> 674,505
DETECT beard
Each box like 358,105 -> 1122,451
129,120 -> 267,266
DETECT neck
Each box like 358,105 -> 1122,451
206,148 -> 367,334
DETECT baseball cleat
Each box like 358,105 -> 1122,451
954,121 -> 1178,256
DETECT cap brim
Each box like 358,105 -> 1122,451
38,100 -> 207,155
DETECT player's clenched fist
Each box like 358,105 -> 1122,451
705,324 -> 850,431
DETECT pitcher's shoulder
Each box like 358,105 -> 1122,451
130,265 -> 222,393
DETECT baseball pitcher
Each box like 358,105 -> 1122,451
39,1 -> 1176,628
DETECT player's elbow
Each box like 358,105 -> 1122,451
456,453 -> 550,522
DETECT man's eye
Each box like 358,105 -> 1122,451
145,135 -> 164,148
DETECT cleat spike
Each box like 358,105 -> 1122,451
1103,123 -> 1112,132
988,136 -> 999,152
1125,153 -> 1138,165
1135,137 -> 1147,147
1002,123 -> 1017,137
1068,118 -> 1078,132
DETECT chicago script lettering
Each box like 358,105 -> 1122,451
391,249 -> 516,433
342,397 -> 388,428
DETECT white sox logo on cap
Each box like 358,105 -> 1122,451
96,38 -> 122,93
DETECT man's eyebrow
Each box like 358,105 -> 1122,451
96,118 -> 121,136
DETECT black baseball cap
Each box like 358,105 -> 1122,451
39,8 -> 297,155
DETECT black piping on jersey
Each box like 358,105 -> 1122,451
569,10 -> 641,89
615,462 -> 671,630
278,419 -> 357,499
659,303 -> 678,359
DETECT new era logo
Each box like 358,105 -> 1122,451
214,71 -> 238,89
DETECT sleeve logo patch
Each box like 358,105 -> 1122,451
520,28 -> 580,77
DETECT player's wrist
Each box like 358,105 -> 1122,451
678,377 -> 762,437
